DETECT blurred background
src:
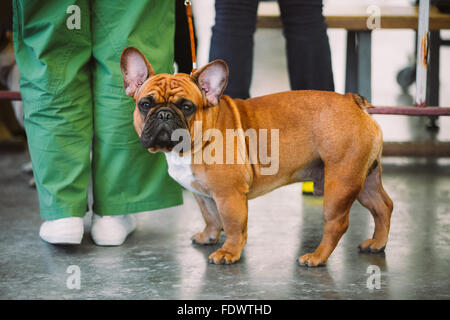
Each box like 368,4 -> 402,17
192,0 -> 450,142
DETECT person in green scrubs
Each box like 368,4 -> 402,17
13,0 -> 183,245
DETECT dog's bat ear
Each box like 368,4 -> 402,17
120,46 -> 154,97
192,60 -> 229,106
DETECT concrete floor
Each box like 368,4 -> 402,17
1,0 -> 450,300
1,152 -> 450,299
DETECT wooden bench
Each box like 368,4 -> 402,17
257,4 -> 450,30
257,2 -> 450,105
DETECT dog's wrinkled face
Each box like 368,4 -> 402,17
133,74 -> 199,152
120,46 -> 228,153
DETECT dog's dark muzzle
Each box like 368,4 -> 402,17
140,107 -> 186,150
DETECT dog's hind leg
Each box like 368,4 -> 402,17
357,161 -> 393,253
299,164 -> 365,267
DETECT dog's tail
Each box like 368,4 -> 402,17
351,93 -> 372,111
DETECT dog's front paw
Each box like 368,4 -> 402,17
298,253 -> 327,267
208,249 -> 240,265
191,231 -> 218,245
358,238 -> 386,253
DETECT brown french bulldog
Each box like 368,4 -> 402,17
120,46 -> 393,267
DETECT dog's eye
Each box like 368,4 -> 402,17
177,100 -> 196,115
138,96 -> 156,113
139,101 -> 151,113
182,105 -> 192,112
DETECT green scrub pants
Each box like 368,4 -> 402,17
13,0 -> 183,221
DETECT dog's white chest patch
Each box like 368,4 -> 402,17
164,151 -> 210,197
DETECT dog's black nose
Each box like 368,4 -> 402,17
157,110 -> 173,121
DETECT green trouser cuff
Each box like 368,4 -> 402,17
93,193 -> 183,216
41,192 -> 183,220
40,205 -> 88,221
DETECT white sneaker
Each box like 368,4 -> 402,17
39,217 -> 84,245
91,213 -> 136,246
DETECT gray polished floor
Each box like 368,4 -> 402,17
1,151 -> 450,299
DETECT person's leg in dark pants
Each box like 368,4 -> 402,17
278,0 -> 334,91
209,0 -> 259,99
